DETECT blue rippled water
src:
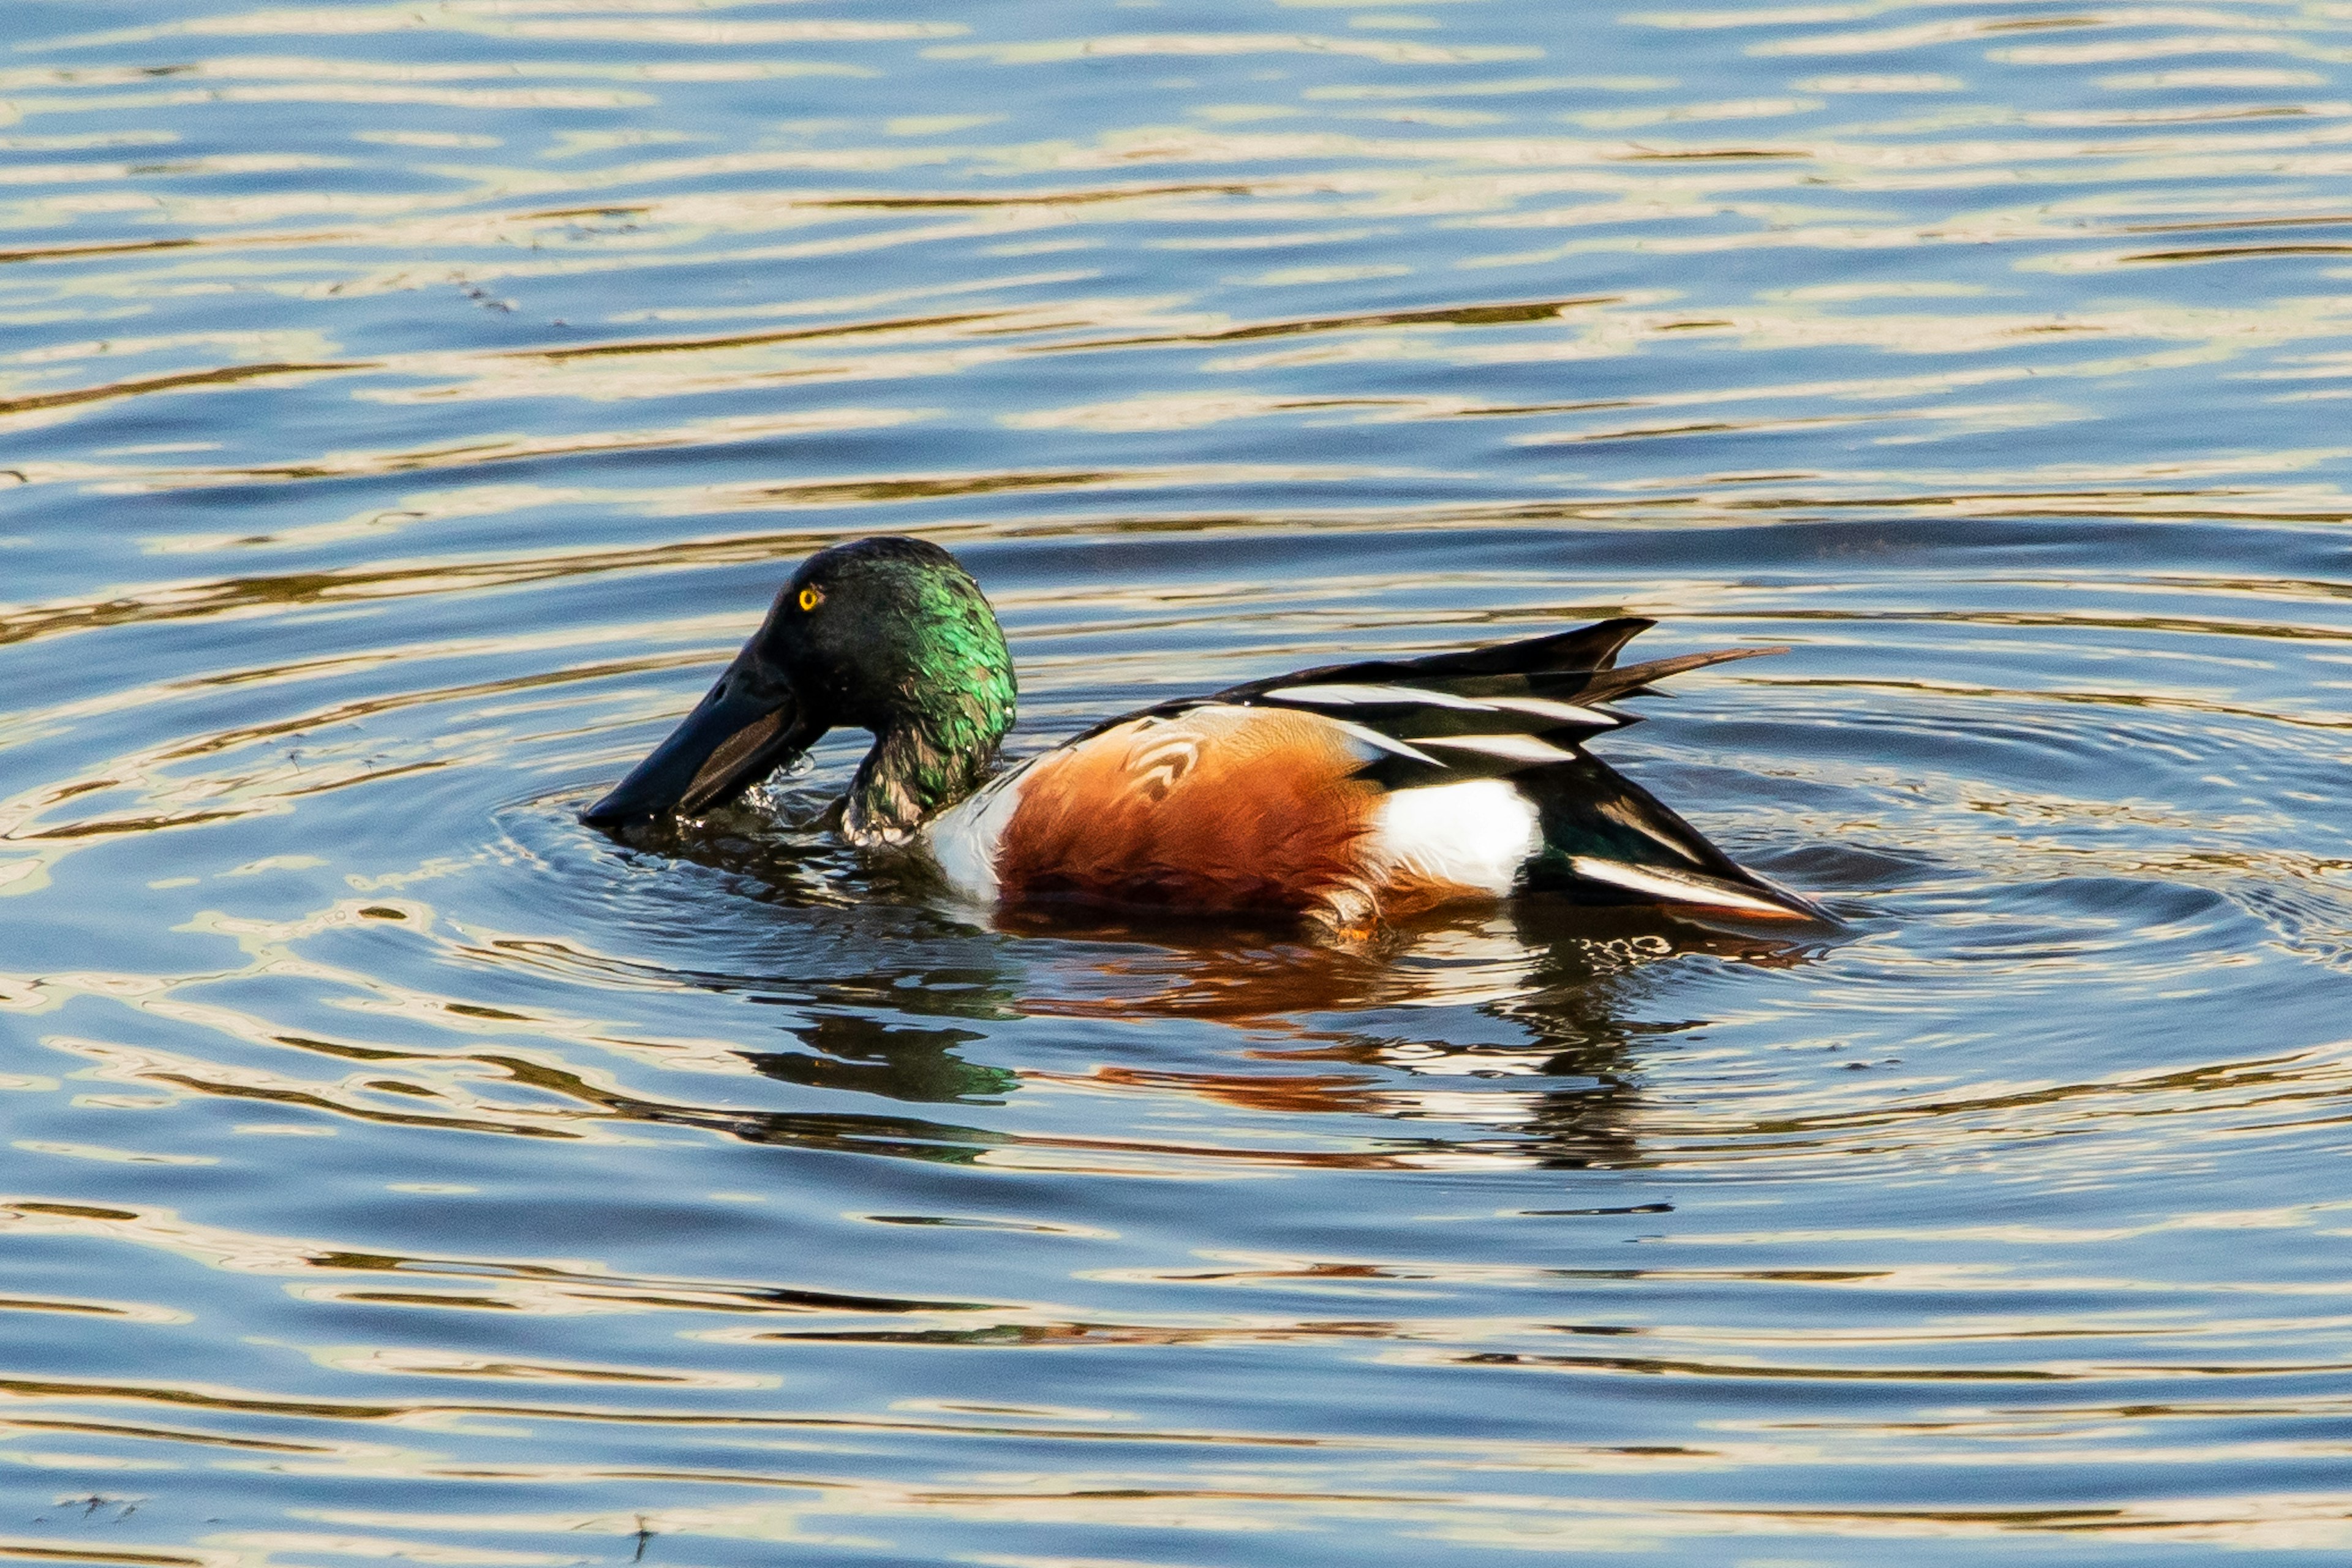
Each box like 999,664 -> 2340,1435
4,1 -> 2352,1562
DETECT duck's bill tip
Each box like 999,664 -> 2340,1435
582,660 -> 815,831
579,784 -> 652,828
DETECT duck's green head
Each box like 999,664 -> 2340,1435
584,536 -> 1016,842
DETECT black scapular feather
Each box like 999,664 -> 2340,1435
1081,617 -> 1787,785
1231,614 -> 1657,690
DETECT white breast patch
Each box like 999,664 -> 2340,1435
924,764 -> 1029,904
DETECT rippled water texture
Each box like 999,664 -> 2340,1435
5,0 -> 2352,1561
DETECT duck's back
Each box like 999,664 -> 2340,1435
925,619 -> 1823,930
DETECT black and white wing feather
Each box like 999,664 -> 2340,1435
1068,616 -> 1823,921
1199,617 -> 1786,784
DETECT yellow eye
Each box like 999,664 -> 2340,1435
797,586 -> 823,612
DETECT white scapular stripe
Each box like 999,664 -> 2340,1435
1480,694 -> 1616,725
1422,733 -> 1580,764
1567,856 -> 1804,917
1327,718 -> 1441,767
1369,779 -> 1542,895
1269,683 -> 1496,710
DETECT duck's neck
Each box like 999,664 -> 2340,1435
841,617 -> 1017,846
844,720 -> 1000,845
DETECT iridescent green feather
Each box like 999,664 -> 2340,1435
843,561 -> 1016,843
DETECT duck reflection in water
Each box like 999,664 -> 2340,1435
586,535 -> 1828,936
742,1012 -> 1016,1104
621,856 -> 1814,1174
1000,899 -> 1814,1170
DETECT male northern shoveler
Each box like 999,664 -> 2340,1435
584,536 -> 1825,929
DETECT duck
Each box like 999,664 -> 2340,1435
583,535 -> 1826,930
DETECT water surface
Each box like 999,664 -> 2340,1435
4,1 -> 2352,1562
